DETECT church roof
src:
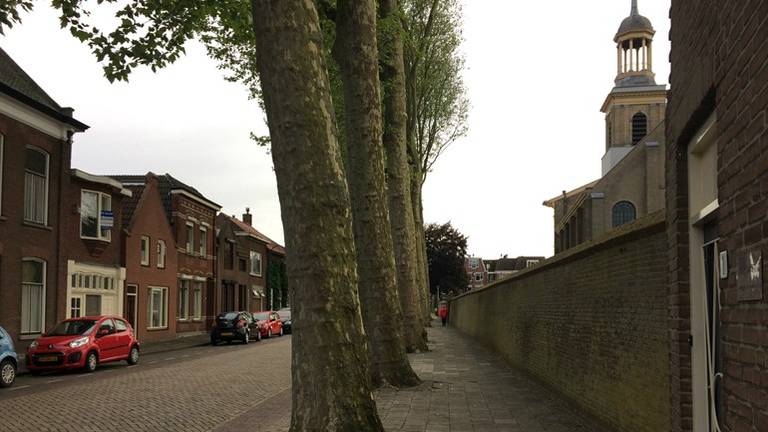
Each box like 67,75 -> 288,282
615,0 -> 654,39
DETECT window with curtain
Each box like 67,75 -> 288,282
21,259 -> 45,334
148,287 -> 168,328
157,240 -> 166,268
250,251 -> 262,276
612,201 -> 637,227
192,282 -> 203,320
24,147 -> 49,224
179,280 -> 189,320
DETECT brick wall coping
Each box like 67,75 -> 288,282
450,210 -> 666,303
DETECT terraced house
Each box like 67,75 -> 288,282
0,48 -> 87,345
112,174 -> 220,335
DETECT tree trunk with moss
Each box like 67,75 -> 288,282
333,0 -> 421,387
250,1 -> 383,429
378,0 -> 428,353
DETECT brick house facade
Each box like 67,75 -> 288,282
464,257 -> 487,290
215,210 -> 268,314
59,169 -> 130,324
120,173 -> 178,343
0,48 -> 87,345
667,1 -> 768,430
112,174 -> 220,335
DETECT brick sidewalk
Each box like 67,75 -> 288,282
228,322 -> 610,431
375,323 -> 609,432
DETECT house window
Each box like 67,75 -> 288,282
473,272 -> 483,282
192,282 -> 203,320
80,190 -> 112,241
631,112 -> 648,145
238,258 -> 247,272
140,236 -> 150,266
526,259 -> 540,268
179,280 -> 190,320
70,297 -> 82,318
157,240 -> 166,269
199,226 -> 207,257
147,287 -> 168,329
21,258 -> 46,334
469,258 -> 479,269
24,146 -> 49,225
85,294 -> 101,316
185,223 -> 194,254
612,201 -> 637,227
227,241 -> 235,269
249,251 -> 262,276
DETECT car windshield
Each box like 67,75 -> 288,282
279,310 -> 291,319
252,312 -> 270,321
48,320 -> 97,336
218,312 -> 240,320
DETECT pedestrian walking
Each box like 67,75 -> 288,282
438,303 -> 449,327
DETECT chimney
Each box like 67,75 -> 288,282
243,207 -> 252,226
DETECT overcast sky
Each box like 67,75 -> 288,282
3,0 -> 670,258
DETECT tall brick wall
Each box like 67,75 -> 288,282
449,213 -> 669,432
667,1 -> 768,431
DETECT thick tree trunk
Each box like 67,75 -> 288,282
334,0 -> 420,388
411,177 -> 432,324
378,0 -> 428,353
250,1 -> 383,430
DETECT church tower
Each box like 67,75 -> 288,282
600,0 -> 667,175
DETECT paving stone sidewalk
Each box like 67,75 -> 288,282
375,323 -> 609,432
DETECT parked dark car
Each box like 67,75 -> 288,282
277,307 -> 292,334
211,312 -> 261,345
0,326 -> 18,387
252,311 -> 284,338
27,316 -> 140,373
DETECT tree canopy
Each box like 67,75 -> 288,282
425,222 -> 469,297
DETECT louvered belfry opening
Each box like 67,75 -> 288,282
631,112 -> 647,145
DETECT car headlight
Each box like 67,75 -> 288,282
69,336 -> 89,348
29,340 -> 38,350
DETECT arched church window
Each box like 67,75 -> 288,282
612,201 -> 637,227
632,112 -> 648,145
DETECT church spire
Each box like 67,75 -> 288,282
631,0 -> 639,16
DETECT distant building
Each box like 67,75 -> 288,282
119,173 -> 179,343
544,1 -> 666,254
486,256 -> 545,283
112,174 -> 221,334
464,257 -> 487,290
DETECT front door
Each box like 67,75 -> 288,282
125,294 -> 137,330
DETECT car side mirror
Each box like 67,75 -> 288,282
97,328 -> 110,337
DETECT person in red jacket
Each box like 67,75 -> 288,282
438,304 -> 449,327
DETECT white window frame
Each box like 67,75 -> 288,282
249,251 -> 262,277
79,189 -> 112,241
140,236 -> 151,266
199,226 -> 207,257
178,279 -> 190,321
24,145 -> 50,225
192,282 -> 203,320
21,258 -> 46,335
469,258 -> 479,269
185,222 -> 194,254
473,272 -> 483,282
157,240 -> 166,269
147,286 -> 168,329
526,259 -> 540,268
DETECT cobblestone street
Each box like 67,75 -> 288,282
0,323 -> 606,431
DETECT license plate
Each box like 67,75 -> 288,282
38,355 -> 58,362
220,332 -> 232,337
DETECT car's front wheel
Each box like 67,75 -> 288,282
84,352 -> 98,373
127,346 -> 140,365
267,329 -> 272,339
0,359 -> 16,388
279,327 -> 284,337
243,331 -> 250,344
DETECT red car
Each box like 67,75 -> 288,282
27,316 -> 140,373
252,311 -> 284,338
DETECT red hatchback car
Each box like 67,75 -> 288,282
27,316 -> 140,373
252,311 -> 284,338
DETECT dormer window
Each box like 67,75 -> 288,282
631,112 -> 648,145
